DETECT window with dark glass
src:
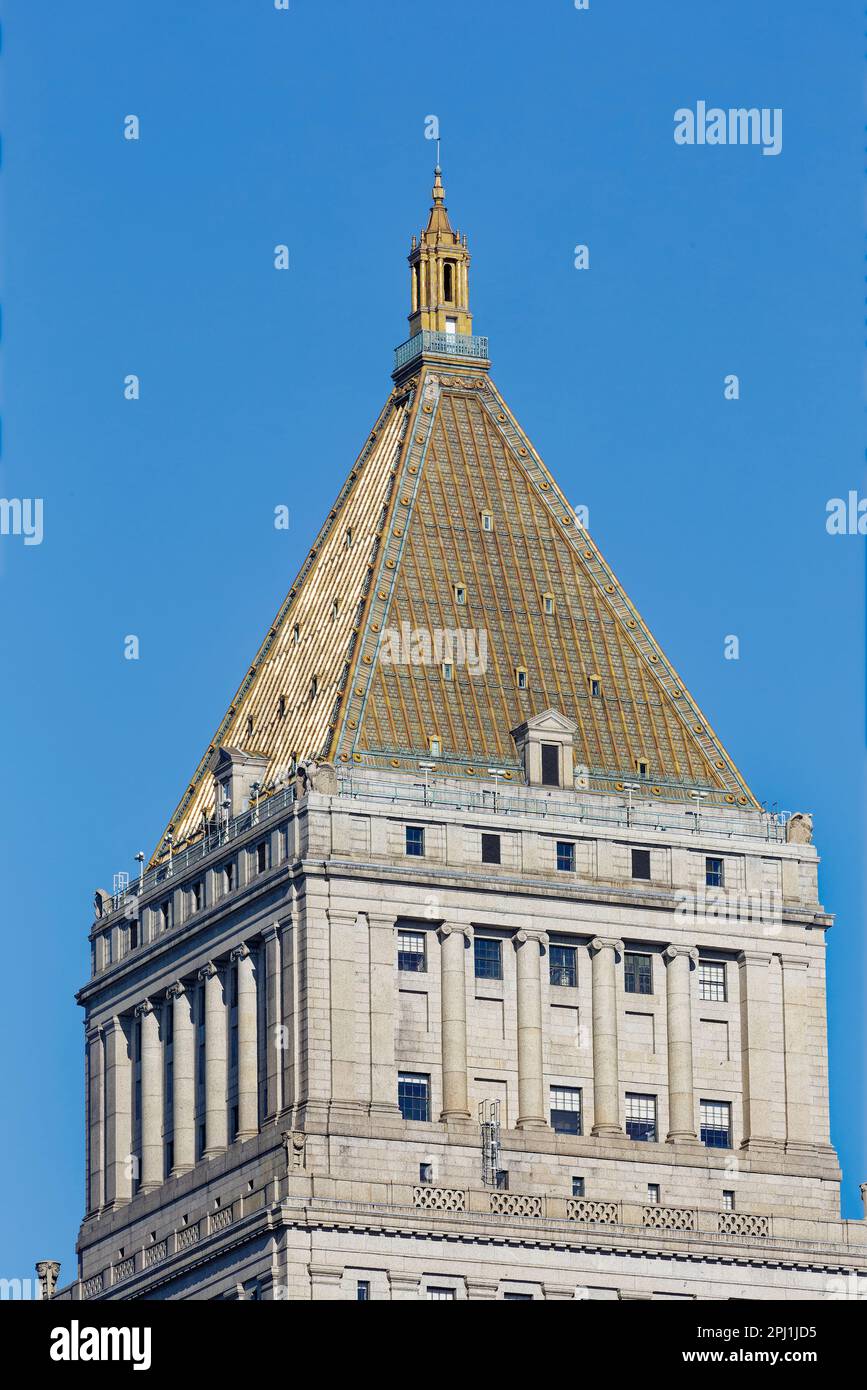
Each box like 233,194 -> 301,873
256,840 -> 268,874
419,1162 -> 433,1184
572,1176 -> 585,1198
624,951 -> 652,995
481,833 -> 501,864
541,742 -> 560,786
705,856 -> 725,888
626,1093 -> 657,1142
357,1280 -> 370,1301
556,841 -> 575,873
631,847 -> 651,880
495,1169 -> 509,1190
549,944 -> 577,987
397,930 -> 426,972
397,1072 -> 430,1122
504,1293 -> 533,1301
405,825 -> 425,857
698,960 -> 726,1002
550,1086 -> 582,1135
474,937 -> 502,980
700,1100 -> 732,1149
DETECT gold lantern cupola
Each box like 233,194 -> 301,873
408,167 -> 473,338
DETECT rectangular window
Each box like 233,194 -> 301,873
542,593 -> 555,616
474,937 -> 502,980
572,1176 -> 585,1198
397,930 -> 426,973
128,921 -> 138,952
356,1280 -> 370,1301
626,1093 -> 657,1143
549,944 -> 577,988
405,825 -> 425,857
631,847 -> 651,880
515,667 -> 528,690
481,833 -> 501,865
481,510 -> 493,532
550,1085 -> 582,1135
588,676 -> 601,698
624,951 -> 652,995
706,856 -> 725,888
541,742 -> 560,786
223,862 -> 235,893
419,1162 -> 433,1185
427,1287 -> 456,1300
453,583 -> 466,605
647,1183 -> 660,1205
192,881 -> 203,913
504,1292 -> 533,1300
723,1190 -> 735,1212
398,1072 -> 430,1123
495,1169 -> 509,1190
256,841 -> 268,874
160,900 -> 171,931
700,1100 -> 732,1149
698,960 -> 727,1002
556,841 -> 575,873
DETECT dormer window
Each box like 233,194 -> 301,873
442,662 -> 454,681
453,583 -> 466,606
345,527 -> 353,549
429,736 -> 441,756
310,675 -> 318,700
292,624 -> 300,646
635,756 -> 649,778
480,510 -> 493,532
515,666 -> 528,690
588,675 -> 601,698
246,715 -> 254,737
542,592 -> 555,616
331,598 -> 339,620
278,695 -> 286,718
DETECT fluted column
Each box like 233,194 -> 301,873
232,943 -> 258,1140
367,914 -> 400,1117
103,1015 -> 133,1205
85,1023 -> 104,1213
663,945 -> 699,1143
438,924 -> 471,1121
199,962 -> 228,1157
779,955 -> 812,1151
135,999 -> 163,1191
167,981 -> 195,1174
514,929 -> 549,1129
589,938 -> 624,1136
738,951 -> 783,1152
261,925 -> 282,1118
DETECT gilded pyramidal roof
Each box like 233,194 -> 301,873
153,172 -> 757,860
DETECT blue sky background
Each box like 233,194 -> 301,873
1,0 -> 864,1285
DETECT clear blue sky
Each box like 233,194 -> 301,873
1,0 -> 864,1286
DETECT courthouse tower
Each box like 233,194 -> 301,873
51,169 -> 865,1301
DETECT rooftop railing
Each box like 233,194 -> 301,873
333,771 -> 789,845
393,330 -> 490,372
